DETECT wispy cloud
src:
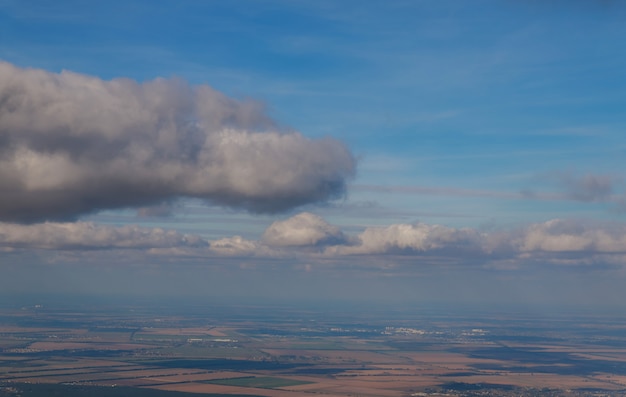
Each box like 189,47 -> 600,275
522,172 -> 626,210
353,184 -> 525,200
354,179 -> 626,211
553,172 -> 616,203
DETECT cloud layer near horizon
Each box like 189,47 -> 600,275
0,62 -> 356,223
0,221 -> 205,250
3,214 -> 626,270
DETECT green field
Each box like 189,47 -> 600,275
205,376 -> 312,389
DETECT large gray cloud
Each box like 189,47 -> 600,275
0,62 -> 356,223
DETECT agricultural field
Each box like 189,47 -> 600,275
1,301 -> 626,396
204,376 -> 312,388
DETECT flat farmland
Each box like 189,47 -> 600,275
2,304 -> 626,396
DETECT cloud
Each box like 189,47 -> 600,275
353,184 -> 520,199
136,203 -> 175,218
4,213 -> 626,270
214,215 -> 626,266
209,236 -> 266,256
0,62 -> 356,223
327,222 -> 485,256
0,222 -> 206,250
521,172 -> 626,211
516,219 -> 626,253
356,174 -> 626,210
559,173 -> 614,202
315,216 -> 626,267
262,212 -> 347,247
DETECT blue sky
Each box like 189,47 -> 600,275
1,0 -> 626,307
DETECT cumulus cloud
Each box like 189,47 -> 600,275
208,236 -> 259,256
258,214 -> 626,263
516,219 -> 626,253
0,62 -> 356,223
262,212 -> 347,247
4,212 -> 626,269
0,222 -> 206,250
327,222 -> 485,255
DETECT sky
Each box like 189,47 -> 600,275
1,0 -> 626,309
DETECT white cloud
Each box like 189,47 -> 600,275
0,62 -> 356,223
0,222 -> 206,250
4,213 -> 626,269
262,212 -> 347,247
326,222 -> 484,255
516,219 -> 626,253
209,236 -> 260,256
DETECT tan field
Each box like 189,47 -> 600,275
2,305 -> 626,396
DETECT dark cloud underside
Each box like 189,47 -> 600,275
0,62 -> 356,223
